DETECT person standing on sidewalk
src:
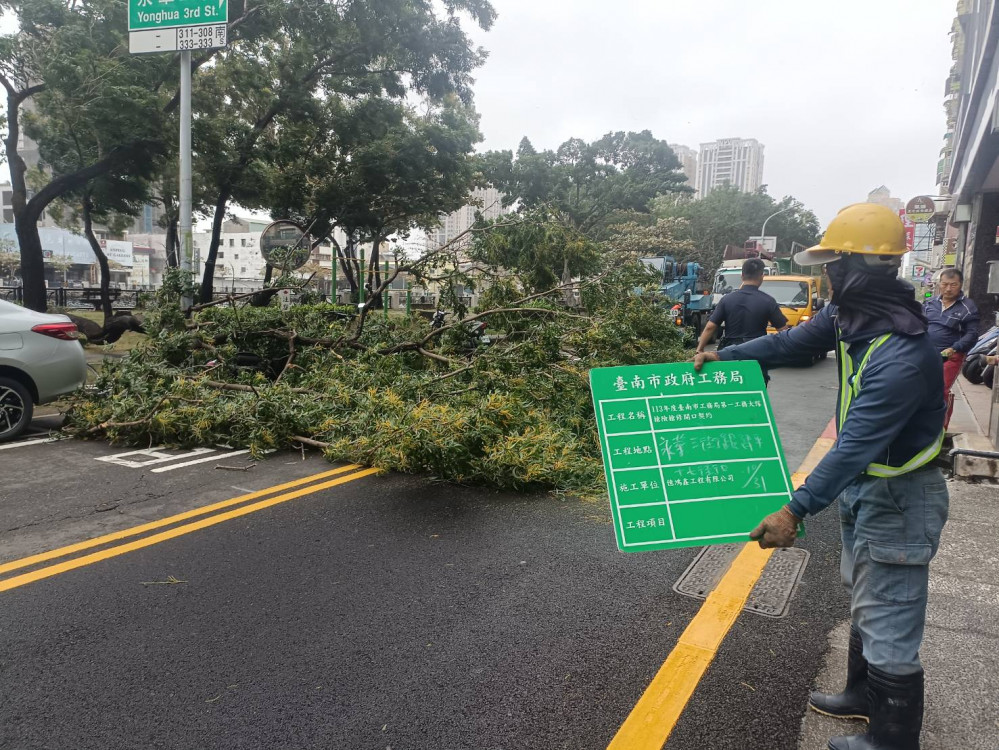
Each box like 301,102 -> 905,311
695,258 -> 787,353
923,268 -> 979,429
695,203 -> 947,750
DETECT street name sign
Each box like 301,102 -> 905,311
129,0 -> 228,54
589,361 -> 796,552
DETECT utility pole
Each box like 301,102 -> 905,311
179,51 -> 193,310
128,0 -> 229,310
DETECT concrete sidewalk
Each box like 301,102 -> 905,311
799,377 -> 999,749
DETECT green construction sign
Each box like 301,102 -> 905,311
129,0 -> 227,31
589,361 -> 795,552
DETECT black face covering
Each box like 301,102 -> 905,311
825,255 -> 927,340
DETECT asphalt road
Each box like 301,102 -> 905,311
0,358 -> 843,750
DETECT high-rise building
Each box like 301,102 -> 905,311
695,138 -> 765,198
668,144 -> 698,188
866,186 -> 905,214
428,187 -> 507,251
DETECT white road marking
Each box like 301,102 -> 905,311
95,447 -> 217,468
0,436 -> 61,451
150,449 -> 251,473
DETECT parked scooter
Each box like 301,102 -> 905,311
961,314 -> 999,387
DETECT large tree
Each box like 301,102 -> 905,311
0,0 -> 295,311
190,0 -> 495,303
27,50 -> 161,322
481,131 -> 690,241
0,0 -> 177,311
261,95 -> 482,303
652,186 -> 821,274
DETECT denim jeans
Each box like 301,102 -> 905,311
839,466 -> 949,675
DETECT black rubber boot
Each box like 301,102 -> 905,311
827,666 -> 924,750
809,626 -> 870,721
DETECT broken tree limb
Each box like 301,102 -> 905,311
290,435 -> 333,450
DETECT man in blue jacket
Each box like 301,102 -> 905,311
695,203 -> 947,750
923,268 -> 979,428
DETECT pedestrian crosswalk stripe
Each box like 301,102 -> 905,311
149,448 -> 251,472
0,436 -> 61,451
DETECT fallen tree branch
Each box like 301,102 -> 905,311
274,331 -> 298,383
188,287 -> 299,312
290,435 -> 333,450
417,347 -> 456,365
417,307 -> 565,347
195,379 -> 315,395
87,395 -> 168,433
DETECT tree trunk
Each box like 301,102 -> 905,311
337,234 -> 358,296
263,264 -> 273,285
82,196 -> 113,326
13,220 -> 47,311
368,236 -> 382,309
561,255 -> 575,307
199,190 -> 230,304
164,197 -> 179,268
5,83 -> 47,311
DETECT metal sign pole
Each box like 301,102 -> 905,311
179,50 -> 193,310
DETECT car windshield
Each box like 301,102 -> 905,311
712,271 -> 742,296
761,280 -> 811,307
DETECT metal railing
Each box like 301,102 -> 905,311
0,286 -> 139,310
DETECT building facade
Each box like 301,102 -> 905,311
668,144 -> 699,189
428,187 -> 507,252
695,138 -> 765,198
866,185 -> 905,214
943,1 -> 999,325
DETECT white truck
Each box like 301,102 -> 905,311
711,245 -> 778,306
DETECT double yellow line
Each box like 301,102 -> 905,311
608,427 -> 837,749
0,464 -> 379,594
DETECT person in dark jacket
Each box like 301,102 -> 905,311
923,268 -> 979,428
696,258 -> 787,353
695,203 -> 947,750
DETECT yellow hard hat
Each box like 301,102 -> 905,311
794,203 -> 909,266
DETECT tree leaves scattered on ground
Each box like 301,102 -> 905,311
67,264 -> 684,496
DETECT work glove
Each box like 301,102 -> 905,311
749,506 -> 801,549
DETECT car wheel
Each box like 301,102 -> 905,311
0,377 -> 33,442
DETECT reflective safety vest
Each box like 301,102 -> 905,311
837,333 -> 944,478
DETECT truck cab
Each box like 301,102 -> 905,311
711,260 -> 778,306
759,275 -> 824,331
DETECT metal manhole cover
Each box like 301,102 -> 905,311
672,544 -> 810,619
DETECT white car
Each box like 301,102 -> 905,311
0,299 -> 88,441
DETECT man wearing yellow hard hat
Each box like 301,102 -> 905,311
696,203 -> 947,750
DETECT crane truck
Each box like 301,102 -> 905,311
639,256 -> 714,333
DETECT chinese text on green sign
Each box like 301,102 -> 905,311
589,361 -> 794,552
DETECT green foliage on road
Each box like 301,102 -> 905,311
67,266 -> 686,496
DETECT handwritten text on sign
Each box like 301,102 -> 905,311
589,361 -> 794,552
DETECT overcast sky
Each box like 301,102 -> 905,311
2,2 -> 956,228
463,0 -> 956,224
